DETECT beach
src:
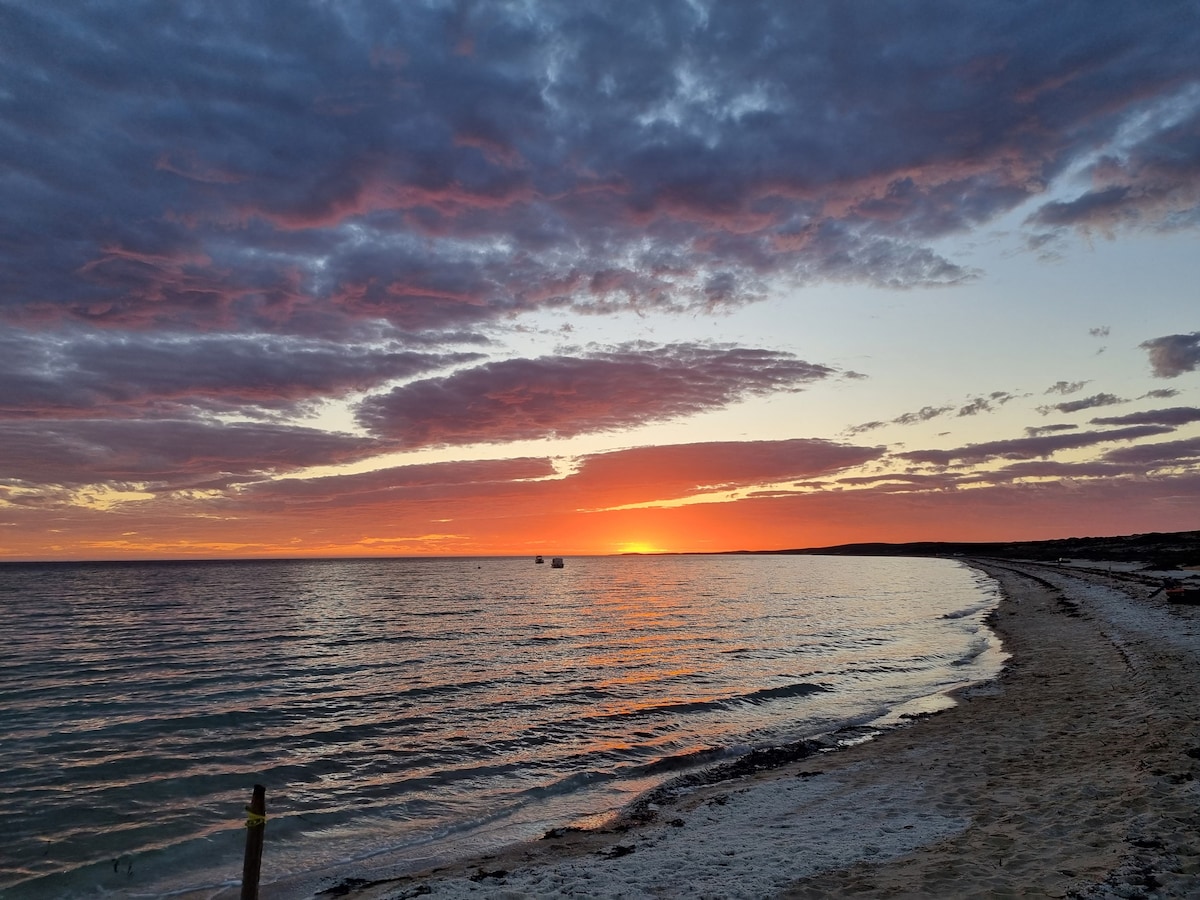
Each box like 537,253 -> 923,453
335,560 -> 1200,898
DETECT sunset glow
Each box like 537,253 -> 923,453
1,2 -> 1198,561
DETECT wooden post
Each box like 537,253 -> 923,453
240,784 -> 266,900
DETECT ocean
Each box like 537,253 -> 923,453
0,554 -> 1003,898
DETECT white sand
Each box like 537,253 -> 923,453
315,560 -> 1200,899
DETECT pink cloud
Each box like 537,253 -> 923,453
567,439 -> 885,509
357,343 -> 837,447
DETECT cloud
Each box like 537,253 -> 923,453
1044,380 -> 1089,395
1103,437 -> 1200,466
985,459 -> 1131,482
228,437 -> 884,520
1025,423 -> 1079,437
1030,187 -> 1135,230
897,424 -> 1173,466
2,1 -> 1199,335
958,392 -> 1014,417
843,420 -> 887,436
1037,392 -> 1125,415
238,457 -> 558,511
1140,332 -> 1200,377
848,389 -> 1020,434
569,439 -> 885,510
0,419 -> 379,490
957,397 -> 991,417
846,404 -> 953,435
357,342 -> 836,446
1089,407 -> 1200,427
0,329 -> 482,419
838,455 -> 1177,492
894,405 -> 955,426
1028,87 -> 1200,235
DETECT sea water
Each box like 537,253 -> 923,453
0,554 -> 1002,898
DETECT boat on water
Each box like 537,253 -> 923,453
535,555 -> 544,564
550,557 -> 564,568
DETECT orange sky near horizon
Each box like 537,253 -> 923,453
6,443 -> 1196,561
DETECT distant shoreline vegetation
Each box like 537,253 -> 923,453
724,529 -> 1200,570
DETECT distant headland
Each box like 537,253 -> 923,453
730,529 -> 1200,570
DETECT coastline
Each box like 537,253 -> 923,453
325,559 -> 1200,899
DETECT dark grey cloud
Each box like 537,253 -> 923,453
1028,97 -> 1200,234
0,329 -> 480,419
1090,407 -> 1200,427
2,1 -> 1198,334
897,424 -> 1173,466
833,471 -> 966,492
1141,332 -> 1200,377
1025,423 -> 1079,437
0,419 -> 379,490
1037,392 -> 1125,415
847,390 -> 1018,435
837,458 -> 1146,492
846,404 -> 953,435
1044,380 -> 1089,395
833,450 -> 1200,494
1031,187 -> 1136,230
844,420 -> 886,436
1103,437 -> 1200,466
990,460 -> 1128,480
958,392 -> 1014,417
236,457 -> 558,512
896,405 -> 955,426
357,342 -> 835,446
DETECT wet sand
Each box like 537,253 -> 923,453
328,560 -> 1200,899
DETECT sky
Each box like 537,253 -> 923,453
1,0 -> 1199,561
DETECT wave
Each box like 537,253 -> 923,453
578,680 -> 830,725
950,636 -> 991,666
616,744 -> 736,779
409,607 -> 484,618
940,604 -> 988,620
739,682 -> 831,705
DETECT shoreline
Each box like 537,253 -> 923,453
323,559 -> 1200,898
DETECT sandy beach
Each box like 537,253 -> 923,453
326,559 -> 1200,899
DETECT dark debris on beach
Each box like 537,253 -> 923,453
617,737 -> 832,826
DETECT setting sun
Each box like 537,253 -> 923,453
615,540 -> 664,555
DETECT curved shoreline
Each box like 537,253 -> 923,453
329,560 -> 1200,898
